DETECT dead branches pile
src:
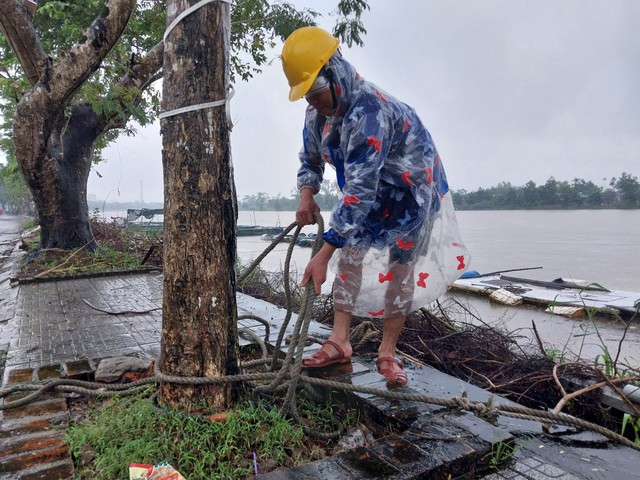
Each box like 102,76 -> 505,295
311,296 -> 620,423
400,307 -> 562,407
90,218 -> 163,268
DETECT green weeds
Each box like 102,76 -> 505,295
20,217 -> 39,231
19,245 -> 147,278
487,439 -> 518,470
17,217 -> 161,279
621,413 -> 640,446
65,391 -> 352,479
544,347 -> 565,363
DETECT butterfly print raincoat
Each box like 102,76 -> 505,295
297,55 -> 470,318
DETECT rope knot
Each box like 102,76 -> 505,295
477,396 -> 500,424
452,395 -> 473,411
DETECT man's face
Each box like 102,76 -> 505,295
305,88 -> 335,117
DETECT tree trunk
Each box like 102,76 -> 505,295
4,0 -> 139,251
22,105 -> 101,250
160,0 -> 239,411
14,99 -> 102,249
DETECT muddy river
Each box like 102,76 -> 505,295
237,209 -> 640,368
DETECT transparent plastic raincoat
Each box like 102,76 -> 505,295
297,55 -> 470,318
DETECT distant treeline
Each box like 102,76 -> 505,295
239,181 -> 341,211
238,173 -> 640,211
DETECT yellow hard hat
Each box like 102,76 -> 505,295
282,27 -> 340,102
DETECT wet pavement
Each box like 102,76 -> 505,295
1,214 -> 639,479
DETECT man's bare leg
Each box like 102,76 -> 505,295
309,245 -> 362,364
376,316 -> 408,383
379,316 -> 406,358
303,309 -> 354,366
326,309 -> 353,355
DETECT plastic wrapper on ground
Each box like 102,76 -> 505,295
129,462 -> 186,479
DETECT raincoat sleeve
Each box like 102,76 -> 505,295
296,115 -> 325,195
323,107 -> 392,247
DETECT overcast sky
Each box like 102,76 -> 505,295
88,0 -> 640,204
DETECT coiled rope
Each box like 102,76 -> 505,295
1,212 -> 639,450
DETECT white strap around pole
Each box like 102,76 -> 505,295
160,0 -> 234,129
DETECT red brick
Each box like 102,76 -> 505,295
0,434 -> 67,457
63,359 -> 93,380
2,398 -> 67,420
3,390 -> 33,402
121,369 -> 153,382
0,444 -> 69,472
37,364 -> 63,381
6,368 -> 34,384
21,459 -> 75,480
0,415 -> 68,436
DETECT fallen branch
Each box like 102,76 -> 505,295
82,299 -> 162,315
33,243 -> 92,278
552,362 -> 569,397
417,337 -> 444,367
551,363 -> 640,416
461,364 -> 497,390
420,305 -> 457,332
612,312 -> 638,376
397,349 -> 426,367
531,320 -> 547,357
140,244 -> 159,266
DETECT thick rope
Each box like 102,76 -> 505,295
3,365 -> 638,450
2,213 -> 639,449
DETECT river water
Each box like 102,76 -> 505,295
237,210 -> 640,368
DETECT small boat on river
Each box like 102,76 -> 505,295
237,225 -> 284,237
125,209 -> 283,237
451,271 -> 640,319
260,232 -> 316,247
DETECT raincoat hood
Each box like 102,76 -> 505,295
322,55 -> 362,119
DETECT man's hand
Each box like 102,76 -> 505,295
300,244 -> 336,295
296,187 -> 320,226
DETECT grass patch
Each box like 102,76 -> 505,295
65,389 -> 362,479
20,217 -> 39,231
19,246 -> 148,278
486,439 -> 518,471
17,217 -> 162,279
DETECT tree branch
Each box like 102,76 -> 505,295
44,0 -> 137,105
0,0 -> 47,85
100,40 -> 165,133
12,0 -> 137,173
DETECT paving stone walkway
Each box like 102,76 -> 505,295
0,222 -> 638,479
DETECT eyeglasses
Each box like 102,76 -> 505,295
305,75 -> 330,100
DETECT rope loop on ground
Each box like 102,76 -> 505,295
349,320 -> 380,350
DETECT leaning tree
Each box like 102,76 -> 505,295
0,0 -> 163,248
0,0 -> 369,251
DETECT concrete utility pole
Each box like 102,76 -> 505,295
160,0 -> 239,411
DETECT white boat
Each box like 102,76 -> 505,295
451,272 -> 640,319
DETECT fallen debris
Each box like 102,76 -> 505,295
489,288 -> 523,306
545,305 -> 584,318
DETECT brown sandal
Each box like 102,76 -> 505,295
302,340 -> 351,368
376,356 -> 408,385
